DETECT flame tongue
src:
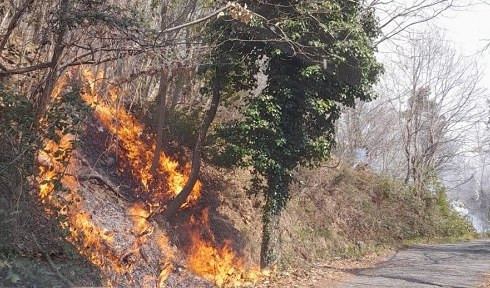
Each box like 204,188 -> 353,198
37,136 -> 177,286
37,135 -> 126,280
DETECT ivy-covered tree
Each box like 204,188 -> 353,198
211,0 -> 383,268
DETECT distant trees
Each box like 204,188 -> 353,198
336,31 -> 486,191
396,32 -> 484,189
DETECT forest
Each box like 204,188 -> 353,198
0,0 -> 489,287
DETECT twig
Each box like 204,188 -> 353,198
159,5 -> 230,36
321,159 -> 341,169
31,233 -> 75,287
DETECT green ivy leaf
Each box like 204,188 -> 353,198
6,270 -> 21,284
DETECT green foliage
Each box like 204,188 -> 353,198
0,81 -> 88,179
0,86 -> 39,185
431,182 -> 474,237
209,0 -> 383,217
51,0 -> 147,35
166,109 -> 201,149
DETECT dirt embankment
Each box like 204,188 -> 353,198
213,162 -> 474,270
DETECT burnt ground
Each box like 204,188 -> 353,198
0,109 -> 250,287
165,175 -> 249,259
80,115 -> 252,272
81,116 -> 249,257
0,254 -> 100,288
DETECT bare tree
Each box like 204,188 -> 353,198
336,30 -> 486,193
396,32 -> 485,188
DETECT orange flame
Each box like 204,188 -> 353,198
79,69 -> 200,205
187,209 -> 262,287
37,134 -> 125,280
128,203 -> 174,285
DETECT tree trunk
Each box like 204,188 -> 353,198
36,0 -> 68,113
39,45 -> 63,107
260,196 -> 282,269
260,173 -> 290,269
161,66 -> 223,220
149,69 -> 169,175
149,0 -> 171,176
169,70 -> 184,113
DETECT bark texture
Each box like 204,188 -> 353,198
260,201 -> 282,269
260,180 -> 286,269
149,69 -> 169,175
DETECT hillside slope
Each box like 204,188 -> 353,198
0,160 -> 473,287
212,162 -> 474,269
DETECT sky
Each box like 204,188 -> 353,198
438,2 -> 490,89
376,2 -> 490,91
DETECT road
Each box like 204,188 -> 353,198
339,240 -> 490,288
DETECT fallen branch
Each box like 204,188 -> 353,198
79,173 -> 129,201
31,233 -> 75,287
76,152 -> 129,201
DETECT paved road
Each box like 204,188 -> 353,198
339,240 -> 490,288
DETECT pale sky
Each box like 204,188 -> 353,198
438,3 -> 490,89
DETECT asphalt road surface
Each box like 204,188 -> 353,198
339,240 -> 490,288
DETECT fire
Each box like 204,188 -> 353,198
129,203 -> 152,236
37,134 -> 173,286
187,209 -> 261,287
36,69 -> 264,287
79,69 -> 200,205
128,203 -> 175,285
37,134 -> 125,280
37,76 -> 125,277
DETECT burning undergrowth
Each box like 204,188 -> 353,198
35,69 -> 263,287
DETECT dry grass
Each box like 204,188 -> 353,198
0,155 -> 472,286
214,161 -> 474,270
0,185 -> 101,287
201,165 -> 264,264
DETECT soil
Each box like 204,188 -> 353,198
0,254 -> 100,287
